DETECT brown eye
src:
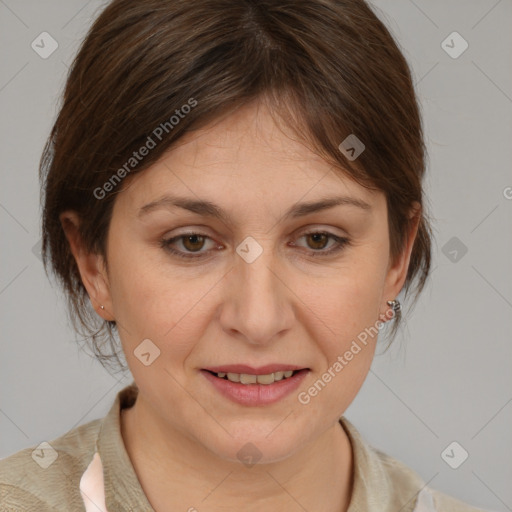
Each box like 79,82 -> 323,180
305,233 -> 329,250
160,232 -> 218,259
181,234 -> 206,252
293,231 -> 350,258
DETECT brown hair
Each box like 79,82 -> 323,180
40,0 -> 433,372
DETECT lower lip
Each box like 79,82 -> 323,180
201,369 -> 309,406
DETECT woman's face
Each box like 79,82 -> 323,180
88,100 -> 416,463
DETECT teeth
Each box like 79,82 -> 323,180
240,373 -> 257,384
256,373 -> 274,384
216,370 -> 297,385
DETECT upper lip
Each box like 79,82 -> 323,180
203,364 -> 307,375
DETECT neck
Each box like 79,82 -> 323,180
121,394 -> 353,512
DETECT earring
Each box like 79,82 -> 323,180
387,299 -> 401,312
100,305 -> 105,310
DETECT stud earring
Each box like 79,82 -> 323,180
100,305 -> 105,310
386,299 -> 401,312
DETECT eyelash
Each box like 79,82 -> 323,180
159,231 -> 350,260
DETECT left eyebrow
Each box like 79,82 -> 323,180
283,196 -> 372,219
137,194 -> 372,224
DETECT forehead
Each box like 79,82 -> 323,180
166,100 -> 331,174
116,100 -> 384,218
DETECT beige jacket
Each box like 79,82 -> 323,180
0,383 -> 490,511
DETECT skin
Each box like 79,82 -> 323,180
61,98 -> 420,512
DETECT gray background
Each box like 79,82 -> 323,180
1,0 -> 511,510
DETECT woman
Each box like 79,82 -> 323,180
0,0 -> 490,510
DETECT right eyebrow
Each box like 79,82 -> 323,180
138,194 -> 373,225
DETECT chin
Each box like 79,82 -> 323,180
196,419 -> 312,467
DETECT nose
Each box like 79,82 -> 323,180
218,239 -> 294,346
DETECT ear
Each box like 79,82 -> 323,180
381,202 -> 421,313
59,210 -> 114,321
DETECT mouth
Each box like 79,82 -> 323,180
201,365 -> 310,406
203,369 -> 301,385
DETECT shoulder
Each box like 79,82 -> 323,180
0,417 -> 102,510
429,488 -> 495,512
340,417 -> 491,512
373,447 -> 492,512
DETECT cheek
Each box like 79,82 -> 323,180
297,278 -> 380,418
107,239 -> 216,361
294,254 -> 386,341
292,257 -> 385,406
